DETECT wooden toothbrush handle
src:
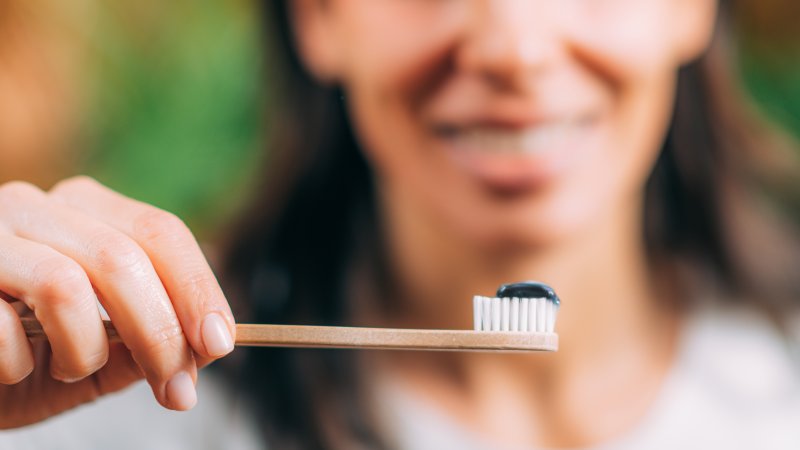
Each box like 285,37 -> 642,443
21,316 -> 121,341
20,317 -> 558,352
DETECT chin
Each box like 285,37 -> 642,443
456,190 -> 613,254
457,214 -> 589,255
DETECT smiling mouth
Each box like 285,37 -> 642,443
434,115 -> 598,155
431,113 -> 602,191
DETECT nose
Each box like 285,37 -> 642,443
456,0 -> 560,87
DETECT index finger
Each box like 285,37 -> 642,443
50,177 -> 236,361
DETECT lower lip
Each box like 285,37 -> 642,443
438,122 -> 601,193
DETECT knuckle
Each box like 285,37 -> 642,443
58,348 -> 109,380
136,323 -> 187,376
87,231 -> 148,274
0,313 -> 19,349
181,271 -> 223,312
0,181 -> 43,205
30,257 -> 94,309
132,208 -> 189,245
49,175 -> 101,196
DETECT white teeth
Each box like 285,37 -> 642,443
454,123 -> 580,155
472,296 -> 559,333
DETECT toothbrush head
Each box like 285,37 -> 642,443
473,281 -> 560,333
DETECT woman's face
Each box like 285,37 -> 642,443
292,0 -> 717,249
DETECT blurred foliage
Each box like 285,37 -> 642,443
75,0 -> 800,237
740,52 -> 800,138
80,1 -> 264,237
735,0 -> 800,138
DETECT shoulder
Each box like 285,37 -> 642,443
679,303 -> 800,403
0,372 -> 262,450
642,303 -> 800,446
613,303 -> 800,450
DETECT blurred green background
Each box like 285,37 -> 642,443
68,1 -> 800,237
78,1 -> 265,238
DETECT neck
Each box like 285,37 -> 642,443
372,191 -> 682,447
381,194 -> 672,353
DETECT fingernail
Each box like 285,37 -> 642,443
50,363 -> 84,384
52,372 -> 84,384
166,371 -> 197,410
202,313 -> 234,357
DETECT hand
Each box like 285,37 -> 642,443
0,176 -> 236,429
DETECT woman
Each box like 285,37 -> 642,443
1,0 -> 800,448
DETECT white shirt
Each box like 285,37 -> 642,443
0,373 -> 261,450
2,305 -> 800,449
375,306 -> 800,450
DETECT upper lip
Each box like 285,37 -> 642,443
430,111 -> 597,136
425,101 -> 599,133
430,111 -> 560,131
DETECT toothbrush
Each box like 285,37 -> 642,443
473,281 -> 560,333
21,281 -> 559,352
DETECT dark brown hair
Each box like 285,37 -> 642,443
222,1 -> 800,448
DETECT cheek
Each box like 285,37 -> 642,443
519,59 -> 679,242
493,7 -> 685,242
349,90 -> 474,219
338,4 -> 468,198
503,87 -> 676,247
338,0 -> 684,248
337,1 -> 463,95
555,77 -> 676,233
566,0 -> 681,77
349,85 -> 495,247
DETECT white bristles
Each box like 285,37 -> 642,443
548,301 -> 558,332
491,298 -> 501,331
520,298 -> 529,331
482,297 -> 491,331
528,299 -> 536,331
472,296 -> 558,333
510,298 -> 519,332
473,296 -> 482,331
537,299 -> 546,332
501,298 -> 510,331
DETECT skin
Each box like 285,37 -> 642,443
291,0 -> 716,447
0,177 -> 236,428
0,0 -> 715,447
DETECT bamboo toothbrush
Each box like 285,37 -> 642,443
21,281 -> 559,352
